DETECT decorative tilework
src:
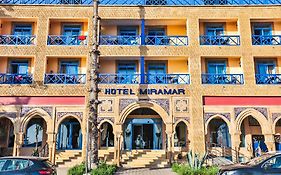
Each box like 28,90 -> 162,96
272,113 -> 281,123
21,106 -> 53,118
204,112 -> 231,123
119,99 -> 138,114
174,117 -> 190,124
234,107 -> 268,119
56,112 -> 83,121
99,99 -> 114,113
97,117 -> 114,124
175,99 -> 188,113
152,99 -> 170,115
0,112 -> 17,119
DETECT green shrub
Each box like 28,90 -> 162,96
68,163 -> 86,175
172,163 -> 219,175
91,162 -> 117,175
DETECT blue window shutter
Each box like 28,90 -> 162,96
13,24 -> 32,35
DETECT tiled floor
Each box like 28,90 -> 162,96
115,168 -> 177,175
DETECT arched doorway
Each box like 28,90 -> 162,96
275,118 -> 281,151
23,115 -> 47,156
207,118 -> 231,147
0,117 -> 14,157
240,115 -> 267,157
57,117 -> 82,150
123,108 -> 164,150
174,121 -> 188,148
100,122 -> 114,147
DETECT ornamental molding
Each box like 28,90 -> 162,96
151,99 -> 170,115
0,112 -> 17,119
174,117 -> 190,124
119,99 -> 138,114
174,98 -> 189,113
234,107 -> 268,119
97,117 -> 115,124
99,98 -> 114,113
272,113 -> 281,123
56,112 -> 83,121
21,106 -> 53,118
204,112 -> 231,123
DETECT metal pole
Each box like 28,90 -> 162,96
89,0 -> 100,169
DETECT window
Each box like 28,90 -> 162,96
118,27 -> 138,36
117,62 -> 136,74
0,160 -> 6,171
207,61 -> 226,74
13,24 -> 32,36
118,27 -> 138,45
256,61 -> 275,74
60,61 -> 79,74
117,62 -> 137,84
206,24 -> 224,36
147,63 -> 166,84
24,118 -> 44,147
63,25 -> 81,36
146,28 -> 167,45
0,159 -> 32,172
10,60 -> 29,74
263,156 -> 281,169
253,23 -> 272,36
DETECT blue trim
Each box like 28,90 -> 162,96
200,35 -> 240,46
140,57 -> 145,84
141,19 -> 145,45
205,23 -> 224,36
256,61 -> 276,74
202,74 -> 244,84
59,60 -> 79,74
13,24 -> 32,35
57,122 -> 82,150
207,60 -> 226,74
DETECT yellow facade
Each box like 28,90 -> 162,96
0,2 -> 281,168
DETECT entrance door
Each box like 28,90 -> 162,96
57,122 -> 82,150
252,135 -> 268,157
132,124 -> 153,149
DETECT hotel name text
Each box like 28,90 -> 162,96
104,88 -> 185,95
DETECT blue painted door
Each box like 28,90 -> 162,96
147,28 -> 166,45
117,62 -> 136,84
13,24 -> 32,44
118,27 -> 138,45
10,61 -> 28,74
60,61 -> 79,74
147,63 -> 166,84
63,25 -> 81,45
57,122 -> 82,150
207,61 -> 226,74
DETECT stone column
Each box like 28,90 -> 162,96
231,132 -> 241,162
16,132 -> 25,156
114,124 -> 122,166
47,132 -> 57,164
264,134 -> 275,152
166,123 -> 173,165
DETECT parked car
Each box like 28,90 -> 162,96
0,157 -> 56,175
218,152 -> 281,175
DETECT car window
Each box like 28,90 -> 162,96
1,159 -> 32,171
0,160 -> 6,171
263,156 -> 281,169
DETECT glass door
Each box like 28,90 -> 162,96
63,25 -> 81,45
57,122 -> 82,150
147,63 -> 166,84
117,62 -> 137,84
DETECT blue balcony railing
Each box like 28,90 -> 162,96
1,0 -> 280,5
0,74 -> 33,84
44,74 -> 86,84
145,36 -> 188,46
202,74 -> 244,84
99,35 -> 140,45
255,74 -> 281,84
200,35 -> 240,46
146,74 -> 190,84
99,74 -> 140,84
252,35 -> 281,45
0,35 -> 36,45
47,35 -> 87,45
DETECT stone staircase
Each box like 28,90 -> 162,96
55,150 -> 83,168
121,150 -> 169,168
98,149 -> 115,164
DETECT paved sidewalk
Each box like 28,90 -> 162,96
115,168 -> 177,175
56,167 -> 69,175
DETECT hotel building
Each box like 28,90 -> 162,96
0,0 -> 281,168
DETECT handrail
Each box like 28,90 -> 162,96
202,73 -> 244,84
99,73 -> 140,84
1,0 -> 281,5
0,35 -> 36,45
39,143 -> 49,157
145,35 -> 188,46
99,35 -> 141,45
0,73 -> 33,84
48,35 -> 87,45
252,35 -> 281,45
44,73 -> 86,84
200,35 -> 240,46
255,74 -> 281,84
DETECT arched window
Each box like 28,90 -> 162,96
24,117 -> 46,147
100,122 -> 114,147
208,118 -> 231,147
174,122 -> 187,147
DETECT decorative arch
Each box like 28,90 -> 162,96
119,101 -> 170,124
173,119 -> 189,133
235,108 -> 270,134
55,113 -> 82,133
0,115 -> 15,124
273,116 -> 281,133
205,114 -> 231,134
98,119 -> 114,131
20,108 -> 52,133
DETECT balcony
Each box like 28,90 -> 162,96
200,35 -> 240,46
252,35 -> 281,45
256,74 -> 281,84
99,73 -> 190,84
145,36 -> 188,46
99,35 -> 140,45
1,0 -> 280,5
0,35 -> 36,45
202,74 -> 244,84
44,74 -> 86,84
0,74 -> 33,84
47,35 -> 87,45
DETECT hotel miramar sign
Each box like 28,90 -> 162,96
104,88 -> 186,95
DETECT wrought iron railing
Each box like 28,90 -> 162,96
44,74 -> 86,84
146,74 -> 190,84
1,0 -> 280,5
0,74 -> 33,84
99,74 -> 140,84
145,36 -> 188,46
255,74 -> 281,84
99,35 -> 140,45
252,35 -> 281,45
0,35 -> 36,45
202,74 -> 244,84
47,35 -> 87,45
200,35 -> 240,46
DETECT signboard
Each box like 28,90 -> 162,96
104,88 -> 185,95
